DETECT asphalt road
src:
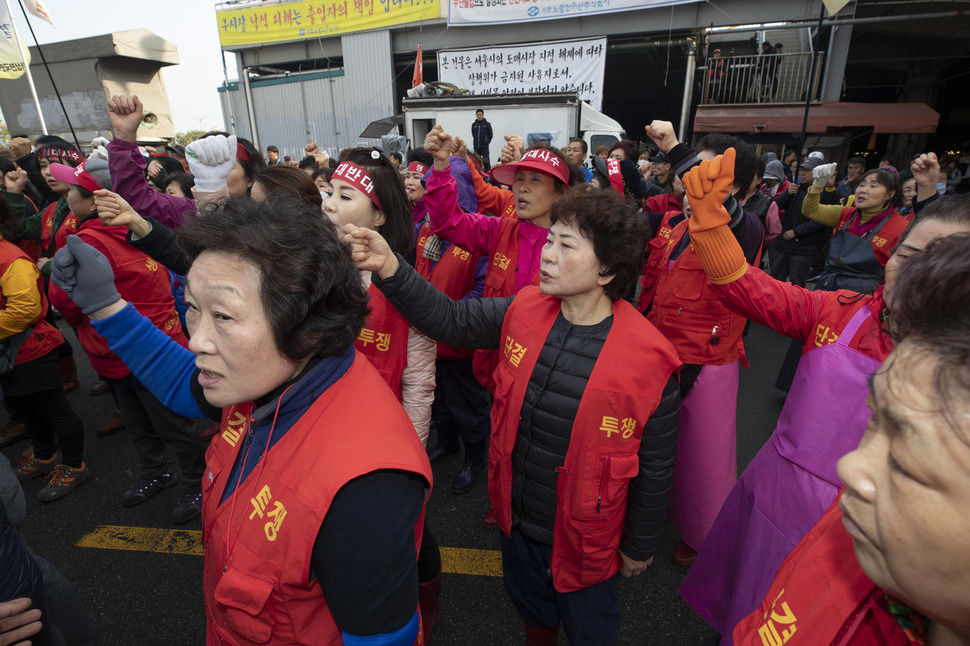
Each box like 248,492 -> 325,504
3,319 -> 790,645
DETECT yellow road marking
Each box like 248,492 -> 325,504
77,526 -> 503,577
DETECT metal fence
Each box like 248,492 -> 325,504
701,52 -> 825,106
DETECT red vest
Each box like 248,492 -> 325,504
474,219 -> 540,391
734,499 -> 910,646
0,239 -> 62,364
202,356 -> 433,645
489,287 -> 681,592
834,207 -> 911,268
57,221 -> 185,379
637,211 -> 679,312
39,201 -> 81,256
639,216 -> 749,366
355,283 -> 409,400
414,223 -> 478,360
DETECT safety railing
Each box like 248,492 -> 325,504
701,51 -> 824,106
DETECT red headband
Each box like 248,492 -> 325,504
406,161 -> 428,175
332,162 -> 383,210
236,143 -> 251,162
38,147 -> 83,164
606,159 -> 624,197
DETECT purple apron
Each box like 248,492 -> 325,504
679,304 -> 880,643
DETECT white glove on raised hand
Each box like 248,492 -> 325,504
812,163 -> 837,188
88,145 -> 108,161
185,134 -> 238,192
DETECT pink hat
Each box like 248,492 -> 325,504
49,158 -> 111,193
489,148 -> 571,187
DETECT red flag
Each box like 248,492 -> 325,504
411,45 -> 423,88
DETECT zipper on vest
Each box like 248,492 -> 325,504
598,458 -> 609,513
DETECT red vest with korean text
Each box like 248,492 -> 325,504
640,217 -> 749,366
833,207 -> 911,268
636,211 -> 679,312
474,218 -> 540,391
0,239 -> 62,364
40,201 -> 81,256
69,222 -> 186,379
201,356 -> 433,646
734,499 -> 909,646
356,283 -> 409,400
488,287 -> 681,592
414,223 -> 478,360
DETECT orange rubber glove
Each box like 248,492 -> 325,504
684,147 -> 748,285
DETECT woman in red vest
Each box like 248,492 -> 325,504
347,185 -> 681,645
675,150 -> 970,644
50,198 -> 433,646
733,233 -> 970,646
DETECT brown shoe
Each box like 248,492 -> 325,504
88,380 -> 109,396
97,413 -> 124,438
0,420 -> 27,447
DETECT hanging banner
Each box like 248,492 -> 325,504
216,0 -> 440,47
448,0 -> 699,26
0,4 -> 28,80
438,37 -> 607,110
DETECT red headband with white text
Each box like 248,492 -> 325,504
332,162 -> 383,210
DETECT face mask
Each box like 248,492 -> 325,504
937,182 -> 947,193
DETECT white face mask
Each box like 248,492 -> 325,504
937,182 -> 947,193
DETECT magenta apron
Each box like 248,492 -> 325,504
679,304 -> 880,643
667,360 -> 740,551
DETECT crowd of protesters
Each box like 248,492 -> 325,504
0,90 -> 968,646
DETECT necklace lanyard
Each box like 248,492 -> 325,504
223,384 -> 295,566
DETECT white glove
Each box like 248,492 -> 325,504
88,145 -> 108,161
812,163 -> 837,188
185,134 -> 238,192
91,136 -> 110,148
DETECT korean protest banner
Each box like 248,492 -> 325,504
0,4 -> 28,80
448,0 -> 700,26
217,0 -> 440,47
437,38 -> 606,110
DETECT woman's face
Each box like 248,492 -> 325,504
901,178 -> 917,207
512,170 -> 558,228
314,176 -> 332,194
884,218 -> 970,308
323,178 -> 385,230
609,149 -> 626,161
185,251 -> 305,408
39,158 -> 71,195
672,173 -> 685,198
403,171 -> 426,203
682,193 -> 693,218
538,220 -> 611,300
837,345 -> 970,634
226,160 -> 252,197
853,174 -> 893,210
66,186 -> 94,217
165,182 -> 187,198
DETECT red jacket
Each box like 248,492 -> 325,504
355,283 -> 409,400
638,215 -> 749,366
414,223 -> 479,360
734,499 -> 912,646
0,240 -> 62,364
40,201 -> 82,256
48,219 -> 186,378
489,287 -> 681,592
202,356 -> 432,645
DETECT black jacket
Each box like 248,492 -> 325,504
374,257 -> 680,561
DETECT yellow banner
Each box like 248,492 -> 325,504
0,4 -> 30,80
217,0 -> 440,47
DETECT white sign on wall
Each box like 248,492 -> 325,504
438,37 -> 607,110
447,0 -> 701,26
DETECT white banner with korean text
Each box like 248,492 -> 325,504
448,0 -> 700,26
437,38 -> 607,110
0,3 -> 29,80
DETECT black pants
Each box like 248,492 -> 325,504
768,248 -> 813,288
474,146 -> 490,169
430,358 -> 491,457
110,374 -> 204,493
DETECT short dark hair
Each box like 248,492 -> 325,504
609,140 -> 639,162
406,148 -> 434,167
696,134 -> 758,195
298,156 -> 318,171
254,165 -> 322,209
550,184 -> 646,300
267,145 -> 279,153
848,156 -> 866,167
163,172 -> 195,197
569,137 -> 588,155
339,148 -> 414,256
178,197 -> 367,361
389,152 -> 403,165
476,109 -> 484,115
312,167 -> 334,183
858,168 -> 901,207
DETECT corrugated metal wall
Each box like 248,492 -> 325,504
219,29 -> 396,159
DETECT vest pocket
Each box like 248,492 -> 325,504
573,511 -> 624,587
213,568 -> 275,643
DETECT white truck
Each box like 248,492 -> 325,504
401,92 -> 625,161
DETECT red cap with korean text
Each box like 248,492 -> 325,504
49,158 -> 111,193
489,148 -> 572,187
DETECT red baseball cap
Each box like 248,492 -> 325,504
490,148 -> 571,187
49,158 -> 111,193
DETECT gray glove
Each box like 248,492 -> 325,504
51,236 -> 121,315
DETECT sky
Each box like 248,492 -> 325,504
0,0 -> 232,134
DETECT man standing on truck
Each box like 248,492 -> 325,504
471,109 -> 493,169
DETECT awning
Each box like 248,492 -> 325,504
359,115 -> 404,139
693,102 -> 939,134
